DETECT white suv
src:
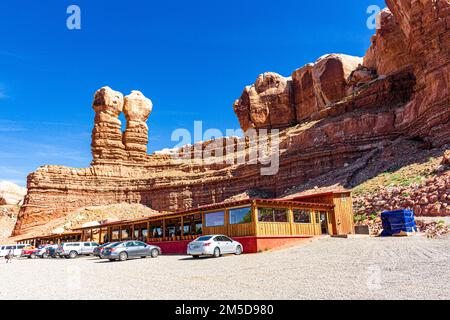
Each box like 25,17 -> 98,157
187,235 -> 243,259
0,244 -> 27,257
57,242 -> 99,259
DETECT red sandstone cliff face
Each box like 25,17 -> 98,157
13,0 -> 450,236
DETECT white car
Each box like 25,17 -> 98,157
0,244 -> 27,257
187,235 -> 243,258
57,242 -> 99,259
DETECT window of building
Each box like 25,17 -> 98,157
274,208 -> 288,222
205,211 -> 225,227
229,207 -> 252,225
293,209 -> 311,223
258,208 -> 273,222
258,207 -> 288,223
121,228 -> 130,239
195,223 -> 203,234
111,229 -> 119,241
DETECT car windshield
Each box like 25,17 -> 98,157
196,236 -> 212,242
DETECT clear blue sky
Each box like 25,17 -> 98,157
0,0 -> 385,186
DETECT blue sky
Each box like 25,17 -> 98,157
0,0 -> 385,186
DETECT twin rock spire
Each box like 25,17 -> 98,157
91,86 -> 153,163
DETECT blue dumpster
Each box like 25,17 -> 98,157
380,209 -> 417,237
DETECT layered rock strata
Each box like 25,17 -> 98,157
13,0 -> 450,235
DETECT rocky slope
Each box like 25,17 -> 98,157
0,181 -> 26,205
0,205 -> 20,241
354,150 -> 450,217
13,0 -> 450,236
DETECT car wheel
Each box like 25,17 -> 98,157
235,245 -> 243,255
213,247 -> 221,258
192,255 -> 200,259
150,249 -> 159,258
30,253 -> 36,259
69,251 -> 78,259
42,253 -> 48,259
119,252 -> 128,261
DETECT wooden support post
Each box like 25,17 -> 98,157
119,226 -> 122,241
289,206 -> 294,236
201,211 -> 205,236
90,228 -> 93,242
252,202 -> 258,236
180,216 -> 184,239
99,228 -> 102,244
146,221 -> 150,243
131,224 -> 135,240
162,219 -> 166,240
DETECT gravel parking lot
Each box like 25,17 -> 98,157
1,236 -> 449,300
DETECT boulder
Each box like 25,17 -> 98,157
233,72 -> 295,131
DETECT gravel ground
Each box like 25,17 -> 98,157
0,236 -> 449,300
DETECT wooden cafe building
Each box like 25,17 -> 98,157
17,191 -> 354,254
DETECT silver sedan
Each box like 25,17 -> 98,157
101,241 -> 161,261
187,235 -> 243,258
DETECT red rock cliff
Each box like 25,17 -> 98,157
13,0 -> 449,235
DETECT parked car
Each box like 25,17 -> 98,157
0,244 -> 27,257
101,241 -> 161,261
32,243 -> 60,258
187,235 -> 243,258
21,246 -> 40,259
93,242 -> 116,258
57,242 -> 99,259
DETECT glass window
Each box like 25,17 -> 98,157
83,243 -> 90,246
121,228 -> 130,239
183,224 -> 190,236
151,226 -> 162,238
258,207 -> 288,222
293,209 -> 311,223
315,212 -> 320,224
258,208 -> 274,222
229,207 -> 252,225
112,230 -> 119,241
205,211 -> 225,227
195,223 -> 203,234
274,208 -> 288,222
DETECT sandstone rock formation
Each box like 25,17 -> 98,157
292,54 -> 362,122
233,72 -> 295,131
13,0 -> 450,236
123,90 -> 153,160
0,181 -> 26,205
234,54 -> 363,130
91,87 -> 126,162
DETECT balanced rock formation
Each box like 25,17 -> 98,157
13,0 -> 450,236
91,87 -> 126,163
123,91 -> 153,161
